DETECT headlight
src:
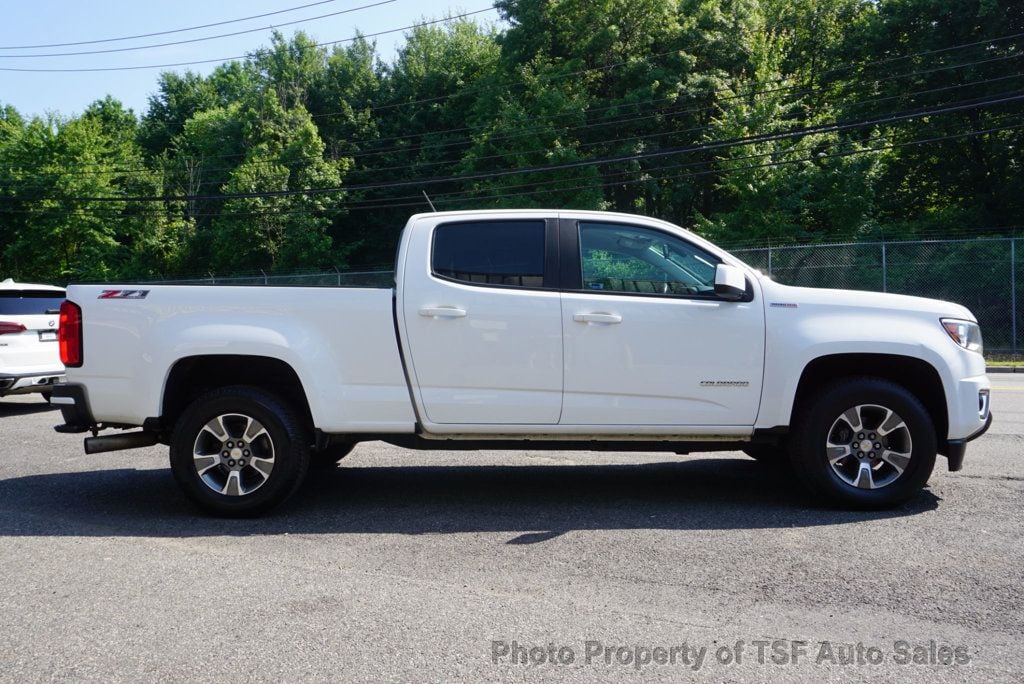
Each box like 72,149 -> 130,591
941,318 -> 983,354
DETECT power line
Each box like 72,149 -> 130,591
330,111 -> 1024,208
363,113 -> 1024,207
194,71 -> 1023,187
16,92 -> 1021,204
0,0 -> 344,50
51,94 -> 1024,204
335,71 -> 1024,167
122,26 -> 1007,143
6,117 -> 1019,220
341,55 -> 1024,159
3,42 -> 1018,183
232,93 -> 1024,199
6,67 -> 1017,197
0,1 -> 396,59
325,91 -> 1024,196
327,31 -> 1024,120
0,8 -> 498,72
329,29 -> 1024,122
165,42 -> 1024,169
0,22 -> 1009,179
427,120 -> 1024,209
280,119 -> 1020,214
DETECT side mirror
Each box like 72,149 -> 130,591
714,264 -> 747,301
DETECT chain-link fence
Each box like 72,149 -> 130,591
731,237 -> 1020,353
147,268 -> 394,288
149,236 -> 1021,353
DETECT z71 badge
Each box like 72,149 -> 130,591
98,289 -> 150,300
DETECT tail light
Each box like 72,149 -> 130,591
58,300 -> 83,367
0,322 -> 27,335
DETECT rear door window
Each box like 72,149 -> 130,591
0,291 -> 66,315
432,220 -> 546,288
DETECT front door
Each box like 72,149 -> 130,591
559,219 -> 765,426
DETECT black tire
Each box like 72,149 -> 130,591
742,444 -> 788,464
169,385 -> 311,517
790,377 -> 936,510
311,440 -> 356,468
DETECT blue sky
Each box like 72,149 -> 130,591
0,0 -> 500,119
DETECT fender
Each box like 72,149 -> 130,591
756,290 -> 986,440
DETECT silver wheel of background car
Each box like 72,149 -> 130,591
192,413 -> 275,496
825,404 -> 913,490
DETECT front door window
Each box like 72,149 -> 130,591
578,222 -> 719,297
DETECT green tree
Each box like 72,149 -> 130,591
349,17 -> 502,262
0,104 -> 165,282
842,0 -> 1024,236
695,3 -> 887,245
206,91 -> 349,273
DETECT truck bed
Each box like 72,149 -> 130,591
67,284 -> 416,432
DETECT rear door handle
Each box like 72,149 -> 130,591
419,306 -> 467,318
573,312 -> 622,324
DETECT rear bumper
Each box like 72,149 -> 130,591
51,383 -> 97,433
0,371 -> 66,394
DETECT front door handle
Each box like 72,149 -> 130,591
419,306 -> 467,318
573,312 -> 622,324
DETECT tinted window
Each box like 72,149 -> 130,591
578,222 -> 719,296
0,290 -> 66,315
432,220 -> 546,288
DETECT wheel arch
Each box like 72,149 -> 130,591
160,355 -> 315,437
790,353 -> 948,449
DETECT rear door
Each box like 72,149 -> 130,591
400,216 -> 563,425
558,218 -> 765,426
0,289 -> 65,372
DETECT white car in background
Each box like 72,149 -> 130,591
0,279 -> 66,400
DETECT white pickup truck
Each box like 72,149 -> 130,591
52,210 -> 991,516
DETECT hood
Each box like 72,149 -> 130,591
758,276 -> 975,321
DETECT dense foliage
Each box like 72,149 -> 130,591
0,0 -> 1021,282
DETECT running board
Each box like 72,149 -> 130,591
84,431 -> 159,454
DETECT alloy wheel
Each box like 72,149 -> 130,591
192,413 -> 275,496
825,404 -> 913,490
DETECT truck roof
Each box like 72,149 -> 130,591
406,208 -> 694,232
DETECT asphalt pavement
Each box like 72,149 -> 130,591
0,376 -> 1021,682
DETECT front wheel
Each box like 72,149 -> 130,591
170,386 -> 311,517
790,377 -> 936,510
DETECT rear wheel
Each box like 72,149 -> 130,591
170,386 -> 310,517
791,377 -> 936,509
